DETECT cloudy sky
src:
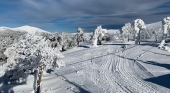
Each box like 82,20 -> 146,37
0,0 -> 170,32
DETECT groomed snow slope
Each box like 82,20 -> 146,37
39,41 -> 170,93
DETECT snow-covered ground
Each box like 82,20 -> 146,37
37,41 -> 170,93
1,22 -> 170,93
4,41 -> 169,93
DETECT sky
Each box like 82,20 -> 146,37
0,0 -> 170,32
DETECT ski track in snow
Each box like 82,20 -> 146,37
42,44 -> 170,93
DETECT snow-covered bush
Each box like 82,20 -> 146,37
45,33 -> 63,51
0,29 -> 27,39
0,30 -> 26,66
61,32 -> 77,51
42,32 -> 77,51
0,30 -> 27,51
4,34 -> 64,82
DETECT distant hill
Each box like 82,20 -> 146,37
106,29 -> 120,34
146,21 -> 162,30
0,25 -> 49,34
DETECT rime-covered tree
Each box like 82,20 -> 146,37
153,28 -> 162,42
4,33 -> 65,92
132,19 -> 146,44
92,25 -> 107,47
61,32 -> 77,51
76,28 -> 84,45
120,22 -> 133,43
158,17 -> 170,49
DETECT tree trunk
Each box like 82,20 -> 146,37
139,30 -> 141,44
33,69 -> 38,93
128,34 -> 130,42
35,66 -> 43,93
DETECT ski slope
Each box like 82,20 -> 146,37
0,39 -> 170,93
39,41 -> 170,93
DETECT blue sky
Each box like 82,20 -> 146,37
0,0 -> 170,32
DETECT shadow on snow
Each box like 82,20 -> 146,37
0,69 -> 29,93
55,73 -> 90,93
143,61 -> 170,89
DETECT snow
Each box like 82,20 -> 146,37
106,29 -> 120,34
0,26 -> 11,30
146,21 -> 162,30
1,21 -> 170,93
39,41 -> 170,93
0,25 -> 50,34
12,25 -> 49,34
1,38 -> 170,93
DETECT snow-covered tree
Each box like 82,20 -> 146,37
42,32 -> 77,51
120,22 -> 133,43
92,25 -> 107,47
5,34 -> 64,70
158,17 -> 170,49
132,19 -> 146,44
152,28 -> 162,42
4,33 -> 65,92
0,30 -> 26,52
0,31 -> 26,66
76,28 -> 84,45
61,32 -> 77,51
46,33 -> 63,51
